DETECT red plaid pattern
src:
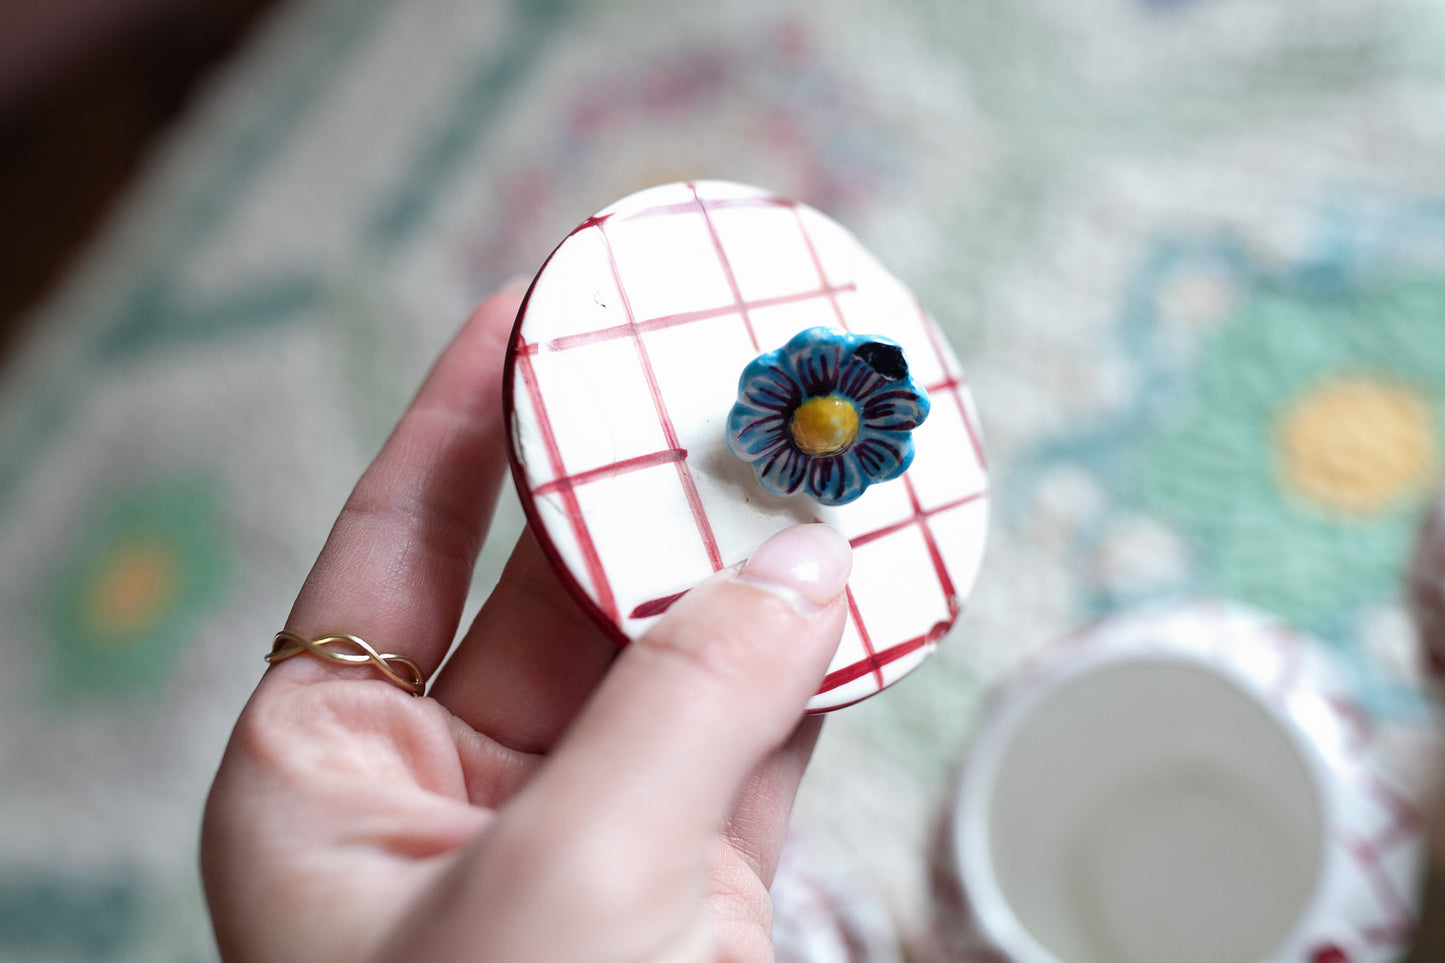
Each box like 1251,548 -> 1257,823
506,181 -> 988,711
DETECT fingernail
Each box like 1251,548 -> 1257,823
737,524 -> 852,611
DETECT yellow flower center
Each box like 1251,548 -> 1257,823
1277,376 -> 1437,516
790,395 -> 860,457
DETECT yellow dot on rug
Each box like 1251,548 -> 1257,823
1277,377 -> 1437,516
84,538 -> 179,640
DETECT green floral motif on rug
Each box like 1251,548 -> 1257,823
1017,222 -> 1445,715
42,474 -> 230,701
1134,273 -> 1445,637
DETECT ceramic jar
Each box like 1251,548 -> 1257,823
930,603 -> 1423,963
771,834 -> 903,963
1409,494 -> 1445,692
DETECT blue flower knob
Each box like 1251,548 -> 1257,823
725,327 -> 931,506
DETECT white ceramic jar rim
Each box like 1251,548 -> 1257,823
951,646 -> 1339,963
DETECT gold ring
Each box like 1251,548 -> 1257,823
265,631 -> 426,696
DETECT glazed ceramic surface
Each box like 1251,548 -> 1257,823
771,834 -> 904,963
725,326 -> 931,506
505,181 -> 989,711
934,603 -> 1423,963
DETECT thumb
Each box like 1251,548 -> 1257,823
538,522 -> 852,844
429,524 -> 850,962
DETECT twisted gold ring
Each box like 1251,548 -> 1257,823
265,631 -> 426,696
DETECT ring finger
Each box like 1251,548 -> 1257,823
263,289 -> 522,692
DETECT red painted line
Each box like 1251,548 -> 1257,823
534,447 -> 688,496
845,585 -> 885,690
629,590 -> 688,620
819,632 -> 932,693
691,182 -> 760,352
925,375 -> 962,394
1325,694 -> 1372,752
849,489 -> 987,548
919,298 -> 987,470
1345,836 -> 1415,945
1359,773 -> 1421,850
567,212 -> 612,238
596,219 -> 724,572
903,475 -> 958,607
1267,626 -> 1305,699
792,204 -> 850,331
521,283 -> 857,355
516,340 -> 618,622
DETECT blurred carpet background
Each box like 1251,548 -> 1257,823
3,0 -> 1445,958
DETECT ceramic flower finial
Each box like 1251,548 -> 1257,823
726,327 -> 930,506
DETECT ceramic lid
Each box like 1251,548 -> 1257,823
504,180 -> 988,711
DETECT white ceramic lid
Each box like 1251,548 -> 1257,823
504,181 -> 988,711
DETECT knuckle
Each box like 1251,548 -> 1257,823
337,483 -> 480,574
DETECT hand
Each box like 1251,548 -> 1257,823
200,289 -> 852,962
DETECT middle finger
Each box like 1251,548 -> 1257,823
427,528 -> 617,753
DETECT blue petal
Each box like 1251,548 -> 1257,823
726,409 -> 790,460
726,390 -> 794,460
807,453 -> 866,506
851,428 -> 915,482
756,445 -> 810,496
777,328 -> 849,397
735,358 -> 801,413
836,356 -> 888,402
859,385 -> 930,431
727,354 -> 802,462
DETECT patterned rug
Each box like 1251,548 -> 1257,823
3,0 -> 1445,958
